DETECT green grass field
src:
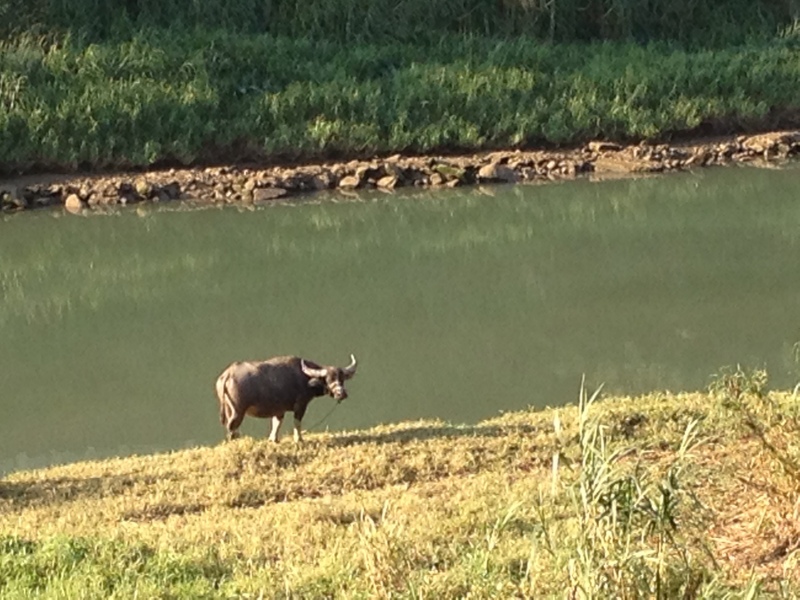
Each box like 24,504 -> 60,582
1,0 -> 798,173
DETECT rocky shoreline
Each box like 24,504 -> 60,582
1,131 -> 798,214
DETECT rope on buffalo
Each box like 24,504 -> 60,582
307,400 -> 341,431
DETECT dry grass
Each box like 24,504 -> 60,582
2,389 -> 799,598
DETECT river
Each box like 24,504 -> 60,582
1,164 -> 798,473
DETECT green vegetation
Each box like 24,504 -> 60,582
2,371 -> 800,597
1,0 -> 796,45
0,0 -> 799,173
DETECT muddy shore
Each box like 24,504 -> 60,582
1,130 -> 798,214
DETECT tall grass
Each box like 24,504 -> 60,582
1,0 -> 798,173
536,379 -> 711,598
1,30 -> 799,173
1,0 -> 797,45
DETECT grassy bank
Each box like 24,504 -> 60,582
2,369 -> 800,597
2,32 -> 799,174
1,0 -> 799,174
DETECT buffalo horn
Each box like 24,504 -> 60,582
301,359 -> 327,379
343,354 -> 358,378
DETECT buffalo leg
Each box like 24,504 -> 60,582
268,415 -> 283,443
225,410 -> 244,441
293,405 -> 308,443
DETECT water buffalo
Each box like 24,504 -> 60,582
215,354 -> 357,442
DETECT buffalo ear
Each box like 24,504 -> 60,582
307,377 -> 324,388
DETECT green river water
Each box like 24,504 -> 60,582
1,164 -> 798,473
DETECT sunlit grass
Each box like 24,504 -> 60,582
0,29 -> 799,172
2,379 -> 800,597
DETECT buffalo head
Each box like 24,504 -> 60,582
301,354 -> 358,401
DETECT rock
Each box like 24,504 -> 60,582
64,193 -> 83,213
355,165 -> 375,183
741,131 -> 800,153
486,151 -> 515,164
5,190 -> 26,209
0,191 -> 12,211
162,181 -> 181,200
667,148 -> 690,160
33,193 -> 59,208
99,183 -> 116,198
429,172 -> 445,186
588,141 -> 623,153
593,156 -> 661,174
311,172 -> 334,190
376,175 -> 399,190
278,175 -> 303,191
686,149 -> 711,166
301,173 -> 323,191
134,177 -> 151,198
716,143 -> 736,158
2,130 -> 796,213
20,187 -> 38,204
338,175 -> 360,189
382,161 -> 405,179
214,181 -> 231,196
253,187 -> 287,202
433,163 -> 465,182
477,162 -> 518,183
0,186 -> 27,210
100,195 -> 119,206
0,185 -> 16,198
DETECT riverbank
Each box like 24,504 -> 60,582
2,130 -> 798,214
2,373 -> 799,597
